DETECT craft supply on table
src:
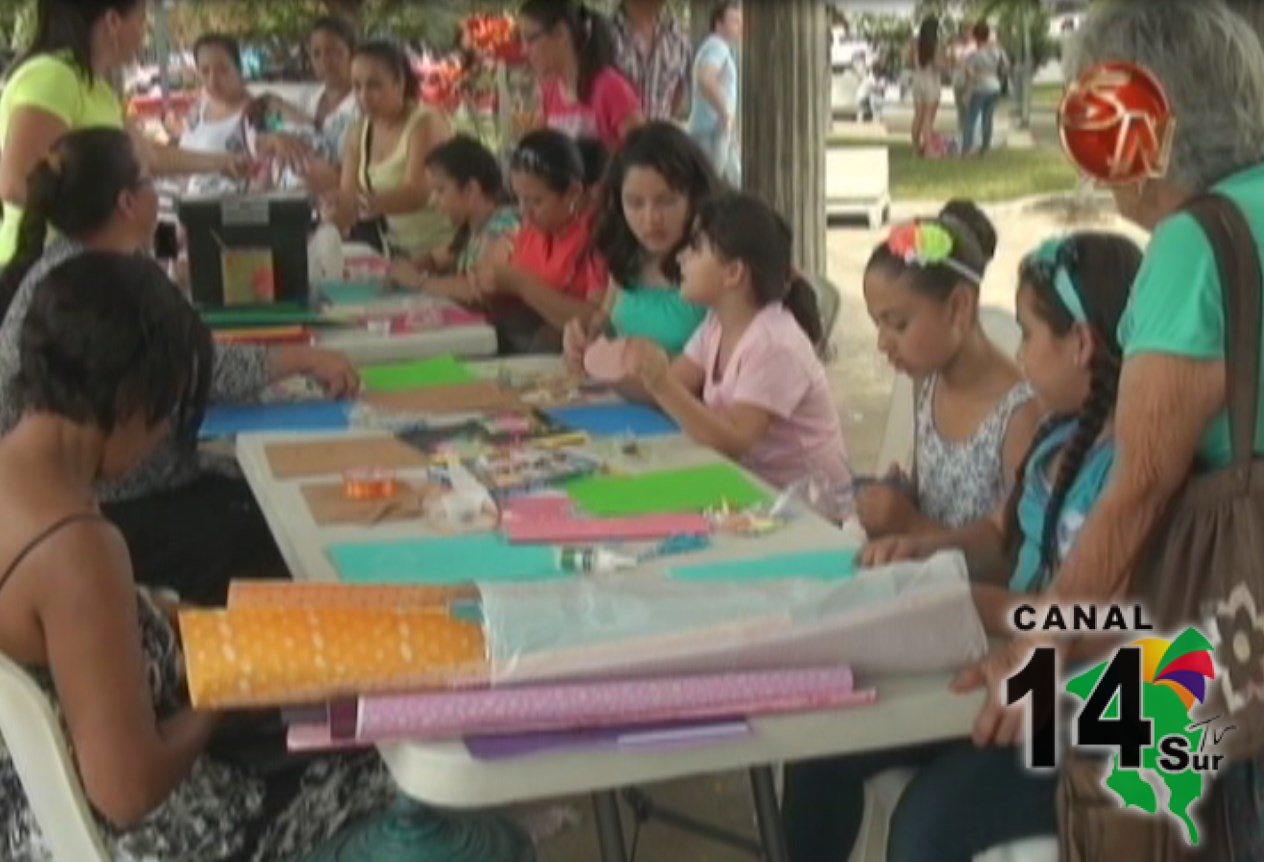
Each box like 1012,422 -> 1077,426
358,381 -> 525,416
359,354 -> 479,392
462,719 -> 752,761
227,581 -> 478,610
582,337 -> 627,382
285,664 -> 869,747
179,606 -> 488,708
330,532 -> 571,585
503,512 -> 711,544
557,546 -> 639,573
302,478 -> 440,526
469,446 -> 604,500
564,463 -> 770,517
201,305 -> 331,329
341,468 -> 399,500
670,549 -> 860,583
545,403 -> 678,438
199,400 -> 352,439
265,436 -> 433,479
213,325 -> 313,345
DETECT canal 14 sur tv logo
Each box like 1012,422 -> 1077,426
1005,603 -> 1234,847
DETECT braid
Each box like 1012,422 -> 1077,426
1038,333 -> 1121,580
1001,416 -> 1064,570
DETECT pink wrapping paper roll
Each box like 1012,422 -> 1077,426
325,665 -> 872,744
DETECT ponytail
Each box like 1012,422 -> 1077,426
785,274 -> 823,345
520,0 -> 617,103
0,128 -> 143,321
695,192 -> 824,343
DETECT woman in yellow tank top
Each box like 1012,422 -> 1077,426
322,41 -> 453,259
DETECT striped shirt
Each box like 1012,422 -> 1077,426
611,6 -> 692,121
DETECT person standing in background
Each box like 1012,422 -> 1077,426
610,0 -> 692,121
688,1 -> 742,185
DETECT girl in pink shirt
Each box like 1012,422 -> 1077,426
623,192 -> 853,495
519,0 -> 645,150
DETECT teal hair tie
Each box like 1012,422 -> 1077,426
1027,237 -> 1088,324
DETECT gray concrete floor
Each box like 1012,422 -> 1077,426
530,200 -> 1145,862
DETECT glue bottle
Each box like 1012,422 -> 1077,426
308,221 -> 345,297
557,546 -> 638,573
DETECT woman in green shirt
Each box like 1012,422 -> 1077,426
563,121 -> 718,368
954,2 -> 1264,856
0,0 -> 250,266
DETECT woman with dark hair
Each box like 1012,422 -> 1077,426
259,16 -> 361,193
323,39 -> 453,259
564,122 -> 717,366
179,34 -> 263,193
518,0 -> 644,149
0,128 -> 358,606
907,16 -> 945,157
478,129 -> 607,353
0,0 -> 251,267
0,252 -> 532,861
621,192 -> 851,492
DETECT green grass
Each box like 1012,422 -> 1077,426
829,139 -> 1079,203
1031,82 -> 1065,112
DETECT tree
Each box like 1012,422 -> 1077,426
741,0 -> 828,276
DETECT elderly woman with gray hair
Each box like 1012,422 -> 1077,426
951,1 -> 1264,858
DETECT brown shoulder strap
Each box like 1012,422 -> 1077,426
1183,192 -> 1262,482
0,513 -> 107,600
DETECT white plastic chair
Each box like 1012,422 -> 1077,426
873,305 -> 1023,473
0,650 -> 109,861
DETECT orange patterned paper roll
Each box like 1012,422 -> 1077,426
179,607 -> 488,708
226,581 -> 479,610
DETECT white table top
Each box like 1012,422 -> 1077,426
233,357 -> 978,808
315,293 -> 497,364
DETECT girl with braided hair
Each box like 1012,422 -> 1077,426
784,231 -> 1143,862
859,232 -> 1143,608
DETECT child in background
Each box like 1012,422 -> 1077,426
784,232 -> 1143,862
387,134 -> 519,305
621,191 -> 851,492
477,129 -> 607,354
858,200 -> 1040,538
564,122 -> 718,368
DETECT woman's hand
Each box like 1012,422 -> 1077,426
622,337 -> 671,389
320,190 -> 357,234
299,155 -> 341,194
255,132 -> 310,170
272,346 -> 360,398
217,152 -> 255,181
951,637 -> 1031,748
859,533 -> 935,568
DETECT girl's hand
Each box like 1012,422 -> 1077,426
855,466 -> 919,536
563,317 -> 594,374
299,156 -> 341,194
388,259 -> 425,291
473,261 -> 510,300
276,346 -> 360,398
859,534 -> 934,568
255,132 -> 309,169
622,337 -> 670,389
218,152 -> 255,181
951,638 -> 1032,748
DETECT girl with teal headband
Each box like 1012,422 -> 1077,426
861,231 -> 1144,605
784,231 -> 1144,862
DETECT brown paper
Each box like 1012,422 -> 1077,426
300,480 -> 442,525
359,381 -> 526,415
265,437 -> 430,479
